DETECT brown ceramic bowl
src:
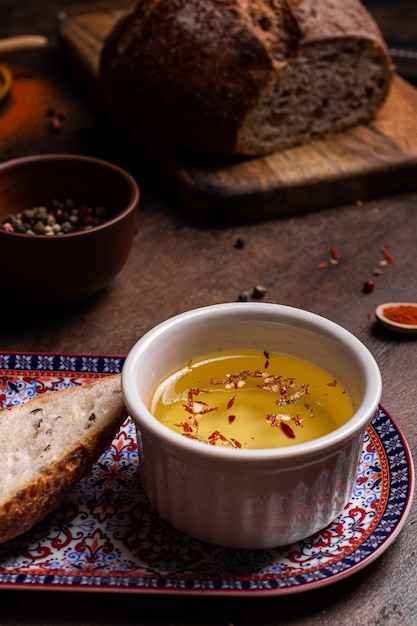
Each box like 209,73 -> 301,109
0,154 -> 139,302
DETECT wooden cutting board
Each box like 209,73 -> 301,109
58,11 -> 417,224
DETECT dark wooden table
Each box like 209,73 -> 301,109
0,1 -> 416,624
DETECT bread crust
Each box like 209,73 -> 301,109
0,375 -> 127,544
100,0 -> 393,156
289,0 -> 388,44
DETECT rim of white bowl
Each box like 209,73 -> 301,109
122,303 -> 382,462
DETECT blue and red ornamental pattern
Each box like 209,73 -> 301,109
0,353 -> 413,595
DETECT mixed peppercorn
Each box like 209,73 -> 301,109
0,198 -> 108,236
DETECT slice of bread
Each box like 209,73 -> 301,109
0,374 -> 127,544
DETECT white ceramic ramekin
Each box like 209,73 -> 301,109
122,303 -> 382,549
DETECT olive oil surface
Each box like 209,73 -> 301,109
151,350 -> 353,449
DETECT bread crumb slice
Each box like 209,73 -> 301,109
0,374 -> 127,544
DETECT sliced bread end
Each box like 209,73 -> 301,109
0,374 -> 128,544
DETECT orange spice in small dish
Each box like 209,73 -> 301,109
383,304 -> 417,326
375,302 -> 417,334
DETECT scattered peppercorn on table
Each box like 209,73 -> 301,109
0,1 -> 416,625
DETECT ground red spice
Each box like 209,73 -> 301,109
0,66 -> 66,154
383,305 -> 417,326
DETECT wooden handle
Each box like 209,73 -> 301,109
0,35 -> 48,56
0,64 -> 13,101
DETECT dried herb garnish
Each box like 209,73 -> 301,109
175,358 -> 323,445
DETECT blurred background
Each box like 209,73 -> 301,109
364,0 -> 417,84
1,1 -> 416,84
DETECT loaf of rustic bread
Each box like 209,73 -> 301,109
0,374 -> 127,544
99,0 -> 393,156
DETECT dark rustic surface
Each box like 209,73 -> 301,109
0,1 -> 416,625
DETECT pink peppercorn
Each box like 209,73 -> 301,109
362,280 -> 375,293
48,118 -> 62,134
0,198 -> 108,236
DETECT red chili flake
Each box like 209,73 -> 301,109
275,396 -> 285,406
381,244 -> 394,264
316,262 -> 328,270
330,245 -> 340,261
207,430 -> 241,448
227,395 -> 236,410
198,406 -> 218,415
292,414 -> 304,427
184,388 -> 218,415
219,432 -> 242,448
186,388 -> 199,404
266,413 -> 278,426
176,421 -> 193,433
208,430 -> 220,444
367,311 -> 373,320
228,415 -> 236,423
212,369 -> 255,389
280,421 -> 296,439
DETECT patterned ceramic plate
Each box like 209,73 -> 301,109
0,352 -> 413,595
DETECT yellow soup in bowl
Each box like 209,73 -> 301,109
151,350 -> 353,449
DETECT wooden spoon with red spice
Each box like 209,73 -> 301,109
0,36 -> 48,103
375,302 -> 417,334
0,64 -> 12,103
0,35 -> 48,56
